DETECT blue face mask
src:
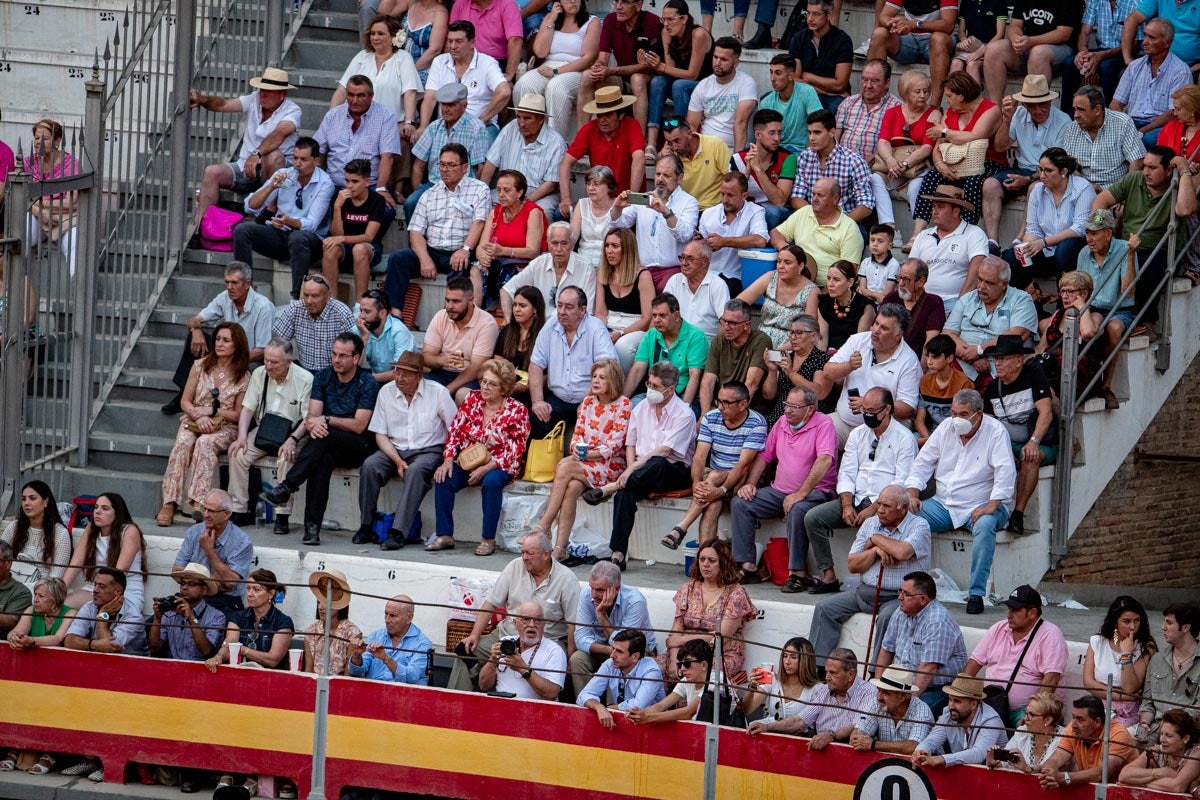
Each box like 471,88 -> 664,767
789,418 -> 807,431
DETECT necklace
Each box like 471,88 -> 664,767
831,295 -> 852,319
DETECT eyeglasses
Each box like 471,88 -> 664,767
363,289 -> 388,303
868,438 -> 879,461
781,402 -> 811,411
302,274 -> 329,286
438,161 -> 465,170
202,506 -> 230,515
718,317 -> 748,326
715,398 -> 745,407
479,378 -> 501,388
677,659 -> 698,671
616,681 -> 626,704
788,328 -> 816,337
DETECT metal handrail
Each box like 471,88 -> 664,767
1050,155 -> 1196,566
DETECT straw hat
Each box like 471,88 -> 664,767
918,184 -> 975,213
583,85 -> 636,115
309,568 -> 352,610
174,562 -> 219,596
869,666 -> 918,693
249,67 -> 296,91
511,94 -> 549,115
1011,74 -> 1059,104
943,673 -> 986,700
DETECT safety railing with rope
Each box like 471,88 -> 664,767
1050,152 -> 1199,568
7,562 -> 1200,799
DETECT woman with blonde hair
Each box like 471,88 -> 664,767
742,636 -> 821,721
430,357 -> 530,555
876,70 -> 943,236
986,690 -> 1066,773
531,358 -> 632,561
1158,85 -> 1200,163
594,228 -> 654,374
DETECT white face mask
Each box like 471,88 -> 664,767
949,413 -> 976,436
645,388 -> 666,405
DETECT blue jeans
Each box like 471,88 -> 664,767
648,76 -> 700,130
403,181 -> 433,224
763,203 -> 792,230
918,497 -> 1009,598
699,0 -> 778,23
434,463 -> 513,541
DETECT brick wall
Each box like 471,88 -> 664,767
1046,353 -> 1200,586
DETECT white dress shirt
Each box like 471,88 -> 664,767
904,414 -> 1016,528
663,269 -> 730,338
829,331 -> 923,426
837,420 -> 918,504
697,200 -> 769,279
625,394 -> 697,463
611,186 -> 699,267
502,252 -> 597,313
368,378 -> 458,451
425,50 -> 509,120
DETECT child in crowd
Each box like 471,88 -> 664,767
915,334 -> 974,446
858,224 -> 900,304
321,158 -> 389,305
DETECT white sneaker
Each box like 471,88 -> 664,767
855,39 -> 870,56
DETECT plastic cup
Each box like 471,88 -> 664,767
574,443 -> 588,460
227,642 -> 242,666
289,648 -> 304,671
757,662 -> 775,685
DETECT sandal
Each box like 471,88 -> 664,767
0,752 -> 16,771
424,536 -> 455,551
217,775 -> 234,787
474,539 -> 496,556
28,754 -> 55,775
661,526 -> 687,550
551,545 -> 568,562
155,503 -> 177,527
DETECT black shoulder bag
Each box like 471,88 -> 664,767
253,382 -> 295,456
982,617 -> 1043,734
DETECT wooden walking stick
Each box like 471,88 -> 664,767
862,560 -> 886,679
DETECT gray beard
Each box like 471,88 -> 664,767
897,287 -> 913,302
655,187 -> 671,200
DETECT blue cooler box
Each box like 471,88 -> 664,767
738,248 -> 778,304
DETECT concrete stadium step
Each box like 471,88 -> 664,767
95,398 -> 184,441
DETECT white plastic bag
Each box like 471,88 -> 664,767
568,522 -> 612,561
447,575 -> 496,621
496,494 -> 547,553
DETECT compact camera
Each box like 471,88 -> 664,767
156,594 -> 182,614
499,636 -> 520,656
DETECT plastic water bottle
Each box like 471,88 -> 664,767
255,501 -> 267,528
857,713 -> 869,732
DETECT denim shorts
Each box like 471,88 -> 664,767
1092,307 -> 1135,330
227,161 -> 264,194
895,32 -> 956,64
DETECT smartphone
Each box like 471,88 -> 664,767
487,690 -> 518,698
847,387 -> 861,399
636,36 -> 653,49
992,748 -> 1019,764
627,192 -> 651,206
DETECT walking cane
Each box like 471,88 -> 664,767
862,561 -> 886,679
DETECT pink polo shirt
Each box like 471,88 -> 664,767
761,412 -> 838,495
422,305 -> 499,373
450,0 -> 524,62
968,617 -> 1069,709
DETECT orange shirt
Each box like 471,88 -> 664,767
1056,720 -> 1137,774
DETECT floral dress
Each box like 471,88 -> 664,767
759,272 -> 817,347
162,364 -> 248,507
659,580 -> 758,685
304,618 -> 364,676
443,391 -> 530,477
570,395 -> 632,487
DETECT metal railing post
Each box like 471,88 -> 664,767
70,61 -> 107,468
703,634 -> 722,800
166,0 -> 196,258
1050,308 -> 1079,569
1,168 -> 31,514
1155,207 -> 1177,373
307,581 -> 334,800
266,3 -> 284,68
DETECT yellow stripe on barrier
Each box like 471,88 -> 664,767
716,764 -> 858,800
326,715 -> 704,800
0,681 -> 314,755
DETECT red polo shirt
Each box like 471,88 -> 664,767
567,116 -> 646,192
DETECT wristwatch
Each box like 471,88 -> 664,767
250,149 -> 261,157
521,668 -> 533,680
461,245 -> 471,252
324,414 -> 331,426
976,344 -> 985,356
552,67 -> 559,76
97,612 -> 111,622
1030,435 -> 1041,444
1062,773 -> 1071,785
720,485 -> 728,495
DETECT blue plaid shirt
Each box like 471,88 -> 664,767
413,115 -> 491,182
272,299 -> 358,372
313,101 -> 402,187
855,696 -> 935,744
882,599 -> 969,686
1083,0 -> 1140,48
409,177 -> 491,251
791,144 -> 875,213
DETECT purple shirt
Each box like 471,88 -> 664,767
450,0 -> 524,62
0,140 -> 15,185
761,412 -> 838,495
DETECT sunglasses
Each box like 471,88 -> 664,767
662,118 -> 687,131
294,183 -> 305,209
303,274 -> 329,286
677,659 -> 699,671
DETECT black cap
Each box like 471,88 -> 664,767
1003,584 -> 1042,611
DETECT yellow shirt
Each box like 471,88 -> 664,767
774,206 -> 864,286
680,135 -> 731,211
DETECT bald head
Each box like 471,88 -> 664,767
384,594 -> 415,637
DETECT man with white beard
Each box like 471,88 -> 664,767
880,258 -> 946,356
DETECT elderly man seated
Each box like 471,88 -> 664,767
908,185 -> 989,315
1062,86 -> 1146,192
501,222 -> 597,321
913,674 -> 1008,766
570,561 -> 658,696
348,594 -> 433,685
271,274 -> 357,374
803,392 -> 918,592
449,531 -> 579,691
730,386 -> 837,590
942,256 -> 1038,381
478,601 -> 568,701
982,336 -> 1057,535
833,59 -> 902,227
663,240 -> 730,338
478,94 -> 567,218
1110,19 -> 1192,147
172,489 -> 255,617
528,286 -> 619,439
816,303 -> 922,444
850,666 -> 936,755
148,563 -> 225,661
577,629 -> 665,726
876,570 -> 968,712
63,567 -> 149,656
880,258 -> 947,356
904,389 -> 1016,615
808,485 -> 931,668
769,178 -> 864,287
355,351 -> 457,550
748,648 -> 876,749
405,82 -> 490,221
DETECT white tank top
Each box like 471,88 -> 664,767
547,17 -> 595,65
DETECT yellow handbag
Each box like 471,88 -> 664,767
522,420 -> 565,483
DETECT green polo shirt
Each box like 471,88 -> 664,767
0,577 -> 32,634
1107,172 -> 1174,253
633,319 -> 710,396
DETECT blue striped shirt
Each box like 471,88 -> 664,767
855,696 -> 935,744
413,115 -> 491,182
881,598 -> 968,686
1083,0 -> 1140,48
698,409 -> 768,471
